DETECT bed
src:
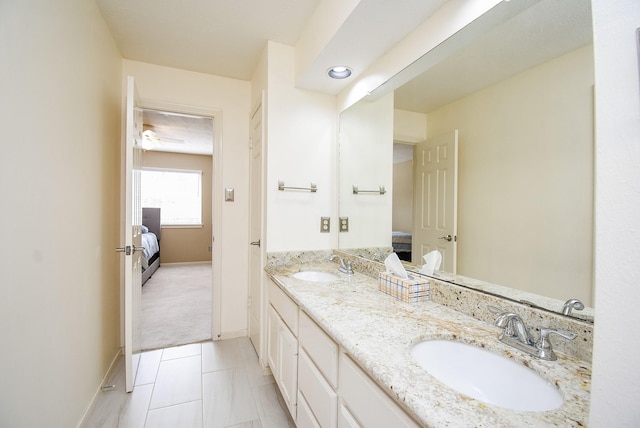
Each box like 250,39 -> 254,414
141,207 -> 161,285
392,231 -> 412,262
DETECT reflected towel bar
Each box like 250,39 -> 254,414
353,185 -> 386,195
278,180 -> 317,192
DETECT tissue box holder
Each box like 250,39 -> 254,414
378,272 -> 430,303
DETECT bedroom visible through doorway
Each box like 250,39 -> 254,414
139,108 -> 215,350
140,263 -> 211,350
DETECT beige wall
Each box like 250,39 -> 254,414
142,151 -> 213,263
426,45 -> 594,305
392,160 -> 413,232
0,1 -> 122,427
392,109 -> 426,232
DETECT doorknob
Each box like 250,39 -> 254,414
250,239 -> 261,247
116,245 -> 144,255
116,245 -> 132,255
438,234 -> 453,242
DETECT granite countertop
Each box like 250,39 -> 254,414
266,261 -> 591,427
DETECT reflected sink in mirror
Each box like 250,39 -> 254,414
292,271 -> 340,282
411,340 -> 563,412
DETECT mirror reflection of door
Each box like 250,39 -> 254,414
412,130 -> 458,273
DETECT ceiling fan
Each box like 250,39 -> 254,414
141,127 -> 185,150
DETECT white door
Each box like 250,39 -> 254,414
120,76 -> 143,392
412,130 -> 458,273
248,97 -> 264,359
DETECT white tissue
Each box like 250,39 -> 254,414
384,253 -> 409,279
420,250 -> 442,275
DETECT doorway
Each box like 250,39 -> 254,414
136,105 -> 220,350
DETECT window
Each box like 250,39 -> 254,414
142,168 -> 202,226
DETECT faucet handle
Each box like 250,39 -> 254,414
535,328 -> 577,361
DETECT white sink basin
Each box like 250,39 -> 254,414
411,339 -> 563,412
292,271 -> 339,282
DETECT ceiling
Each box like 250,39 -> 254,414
95,0 -> 449,94
142,109 -> 214,155
96,0 -> 451,154
394,0 -> 593,114
98,0 -> 592,155
96,0 -> 321,81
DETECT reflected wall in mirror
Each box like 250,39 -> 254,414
338,0 -> 594,320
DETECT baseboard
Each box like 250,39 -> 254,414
218,329 -> 248,340
76,348 -> 122,428
161,261 -> 211,266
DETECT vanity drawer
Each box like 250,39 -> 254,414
299,311 -> 338,388
297,391 -> 321,428
339,352 -> 419,428
269,280 -> 298,335
338,403 -> 361,428
298,348 -> 338,428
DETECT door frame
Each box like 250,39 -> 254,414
120,99 -> 223,348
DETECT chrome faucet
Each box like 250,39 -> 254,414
562,298 -> 585,316
495,312 -> 535,346
328,255 -> 354,275
492,308 -> 577,361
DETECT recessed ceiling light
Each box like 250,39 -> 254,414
327,66 -> 352,79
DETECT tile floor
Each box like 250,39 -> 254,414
83,337 -> 295,428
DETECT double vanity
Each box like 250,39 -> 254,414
265,251 -> 591,427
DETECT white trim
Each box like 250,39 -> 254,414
142,166 -> 202,175
161,261 -> 211,266
218,329 -> 248,341
77,349 -> 122,428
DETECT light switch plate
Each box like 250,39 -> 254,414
320,217 -> 330,233
225,188 -> 234,202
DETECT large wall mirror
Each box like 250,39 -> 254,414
338,0 -> 594,322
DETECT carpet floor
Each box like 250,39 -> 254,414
140,263 -> 212,351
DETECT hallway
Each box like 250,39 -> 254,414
83,338 -> 294,427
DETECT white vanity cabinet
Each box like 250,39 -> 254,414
268,278 -> 419,427
268,280 -> 299,419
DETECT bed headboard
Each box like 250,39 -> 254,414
142,207 -> 161,240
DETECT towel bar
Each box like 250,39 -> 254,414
352,185 -> 386,195
278,180 -> 317,192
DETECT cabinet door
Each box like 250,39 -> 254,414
267,305 -> 279,375
278,317 -> 298,418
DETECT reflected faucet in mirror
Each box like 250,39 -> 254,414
562,299 -> 585,316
